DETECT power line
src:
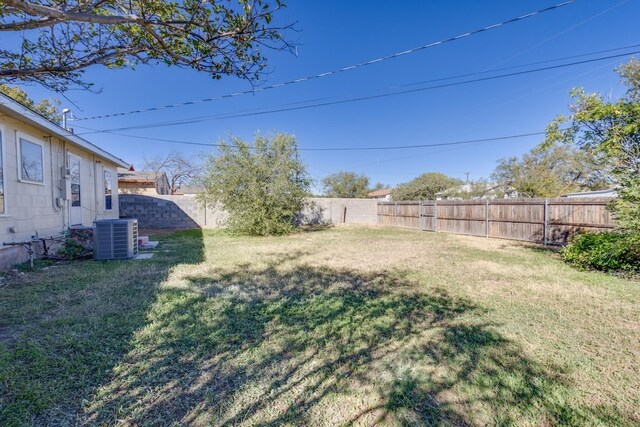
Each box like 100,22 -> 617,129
77,48 -> 640,135
401,42 -> 640,88
76,44 -> 640,135
356,139 -> 502,170
73,128 -> 548,151
73,0 -> 576,122
276,131 -> 546,151
481,0 -> 629,71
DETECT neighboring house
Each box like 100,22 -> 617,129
368,188 -> 392,201
0,93 -> 128,269
118,169 -> 170,195
561,188 -> 617,198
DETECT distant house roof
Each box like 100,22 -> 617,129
561,188 -> 617,198
174,185 -> 204,195
368,188 -> 392,197
0,92 -> 128,168
117,169 -> 164,183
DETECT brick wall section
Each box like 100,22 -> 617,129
119,195 -> 378,229
119,195 -> 203,229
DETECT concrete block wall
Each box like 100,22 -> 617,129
119,194 -> 202,229
119,195 -> 378,229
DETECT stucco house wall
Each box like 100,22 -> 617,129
0,94 -> 127,269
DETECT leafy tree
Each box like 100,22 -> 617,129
322,171 -> 370,198
545,58 -> 640,231
491,141 -> 610,198
441,178 -> 497,200
144,150 -> 202,195
0,83 -> 60,121
392,172 -> 462,201
0,0 -> 291,91
369,182 -> 388,192
200,133 -> 310,235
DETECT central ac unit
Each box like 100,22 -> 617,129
93,219 -> 138,260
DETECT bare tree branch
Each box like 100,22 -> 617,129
2,0 -> 140,24
0,48 -> 143,77
144,151 -> 203,195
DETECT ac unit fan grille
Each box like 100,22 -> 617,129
93,219 -> 138,260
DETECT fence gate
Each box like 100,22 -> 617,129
420,202 -> 437,231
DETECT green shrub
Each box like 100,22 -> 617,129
562,231 -> 640,273
57,236 -> 86,259
199,133 -> 310,236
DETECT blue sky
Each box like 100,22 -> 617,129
23,0 -> 640,191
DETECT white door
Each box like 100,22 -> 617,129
68,154 -> 82,225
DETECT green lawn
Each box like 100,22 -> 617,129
1,227 -> 639,426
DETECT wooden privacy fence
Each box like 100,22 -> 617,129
377,198 -> 616,245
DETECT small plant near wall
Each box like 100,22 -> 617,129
68,227 -> 93,243
57,228 -> 94,259
57,236 -> 87,259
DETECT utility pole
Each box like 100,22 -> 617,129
295,147 -> 300,184
465,172 -> 471,184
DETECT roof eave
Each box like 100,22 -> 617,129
0,93 -> 128,168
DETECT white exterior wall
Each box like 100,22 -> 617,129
0,115 -> 120,254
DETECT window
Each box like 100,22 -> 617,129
0,129 -> 4,214
19,137 -> 44,183
104,170 -> 112,210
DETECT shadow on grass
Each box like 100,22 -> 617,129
298,223 -> 335,233
0,229 -> 205,426
84,252 -> 629,426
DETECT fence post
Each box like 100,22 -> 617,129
419,202 -> 424,231
485,199 -> 489,238
543,198 -> 549,245
394,202 -> 398,226
434,200 -> 439,232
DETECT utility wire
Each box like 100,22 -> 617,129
73,0 -> 576,122
77,48 -> 640,135
346,61 -> 620,169
482,0 -> 629,71
77,44 -> 640,134
74,129 -> 548,151
401,42 -> 640,88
